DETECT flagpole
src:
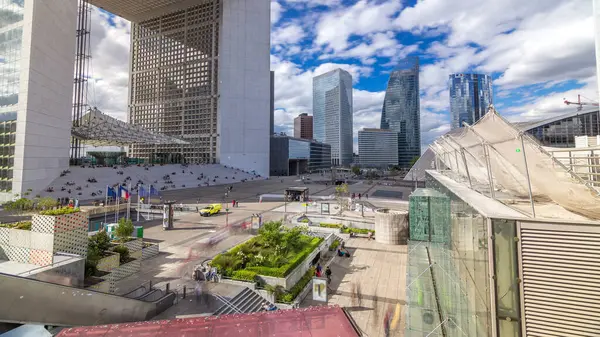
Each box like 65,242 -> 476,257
104,185 -> 108,225
115,186 -> 119,223
137,185 -> 141,222
127,183 -> 132,221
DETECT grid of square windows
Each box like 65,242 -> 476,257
129,1 -> 219,164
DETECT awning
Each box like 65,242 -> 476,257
71,108 -> 188,146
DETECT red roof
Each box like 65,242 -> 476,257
57,306 -> 360,337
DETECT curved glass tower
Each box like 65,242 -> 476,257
449,73 -> 493,129
313,68 -> 353,166
380,57 -> 421,168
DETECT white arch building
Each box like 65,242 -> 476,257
0,0 -> 270,200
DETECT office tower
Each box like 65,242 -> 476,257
313,69 -> 353,166
381,57 -> 421,168
127,0 -> 271,176
449,74 -> 493,129
0,0 -> 78,199
294,113 -> 313,140
358,129 -> 399,168
270,71 -> 275,135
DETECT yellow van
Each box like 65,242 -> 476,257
199,203 -> 222,217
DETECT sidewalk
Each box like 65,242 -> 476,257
301,238 -> 408,337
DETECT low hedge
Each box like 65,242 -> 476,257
341,227 -> 373,235
40,207 -> 80,216
232,270 -> 258,282
0,221 -> 32,230
300,218 -> 310,223
278,267 -> 315,303
319,223 -> 342,229
246,237 -> 323,277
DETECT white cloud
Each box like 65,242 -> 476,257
272,24 -> 306,46
271,1 -> 283,25
314,0 -> 402,52
89,9 -> 131,121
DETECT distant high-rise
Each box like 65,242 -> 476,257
380,57 -> 421,168
449,74 -> 493,129
313,69 -> 353,166
358,129 -> 399,168
294,113 -> 313,140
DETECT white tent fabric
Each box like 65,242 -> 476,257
71,108 -> 189,146
432,107 -> 600,220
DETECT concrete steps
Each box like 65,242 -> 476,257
213,287 -> 273,315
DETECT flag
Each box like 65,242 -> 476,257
119,185 -> 130,200
107,186 -> 117,198
150,185 -> 159,196
139,186 -> 148,198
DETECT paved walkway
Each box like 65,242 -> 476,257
301,238 -> 408,337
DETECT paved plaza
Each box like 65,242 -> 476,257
302,238 -> 408,337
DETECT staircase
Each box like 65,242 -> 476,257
213,287 -> 273,315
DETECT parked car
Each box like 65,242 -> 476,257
198,203 -> 222,216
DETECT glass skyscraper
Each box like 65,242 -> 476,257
449,73 -> 493,129
313,68 -> 353,166
381,57 -> 421,168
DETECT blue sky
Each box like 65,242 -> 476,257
90,0 -> 597,153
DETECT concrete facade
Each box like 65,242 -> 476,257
0,0 -> 78,200
218,0 -> 271,177
374,208 -> 408,245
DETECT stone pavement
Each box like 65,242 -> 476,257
301,238 -> 408,337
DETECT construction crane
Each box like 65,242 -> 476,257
564,94 -> 600,111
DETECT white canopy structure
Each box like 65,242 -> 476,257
428,106 -> 600,220
71,108 -> 188,147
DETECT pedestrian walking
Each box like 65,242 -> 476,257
195,281 -> 203,303
358,193 -> 361,200
325,266 -> 332,284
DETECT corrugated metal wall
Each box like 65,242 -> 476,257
519,222 -> 600,337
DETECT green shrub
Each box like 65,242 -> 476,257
341,227 -> 373,235
40,207 -> 80,216
85,260 -> 98,278
210,228 -> 323,279
0,221 -> 32,230
112,245 -> 130,264
319,223 -> 342,229
300,218 -> 310,223
329,239 -> 340,251
36,197 -> 58,210
3,198 -> 34,214
89,231 -> 111,252
115,217 -> 134,242
277,267 -> 315,303
231,270 -> 258,282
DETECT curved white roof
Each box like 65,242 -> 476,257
71,108 -> 188,146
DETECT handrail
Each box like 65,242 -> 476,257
213,293 -> 243,314
16,253 -> 82,277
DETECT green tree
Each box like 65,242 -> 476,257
3,198 -> 33,214
282,226 -> 305,253
351,165 -> 361,176
409,156 -> 420,168
36,197 -> 58,210
258,221 -> 283,249
335,183 -> 349,215
115,217 -> 134,242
